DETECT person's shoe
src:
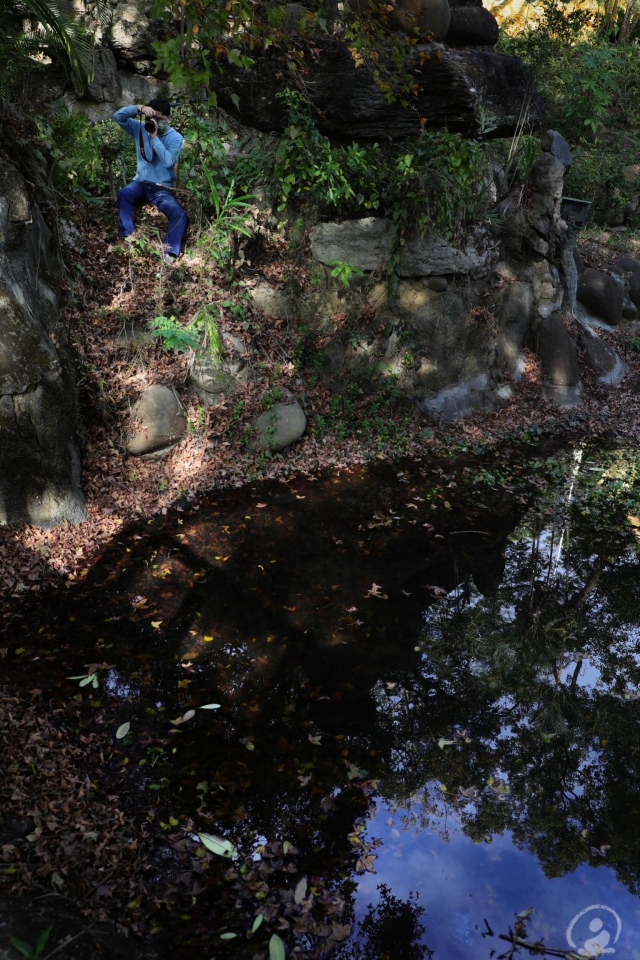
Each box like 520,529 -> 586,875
163,252 -> 178,265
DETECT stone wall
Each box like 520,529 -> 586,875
251,132 -> 621,422
0,149 -> 86,526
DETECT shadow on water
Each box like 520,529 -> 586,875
5,443 -> 640,958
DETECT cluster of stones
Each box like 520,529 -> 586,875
125,332 -> 307,458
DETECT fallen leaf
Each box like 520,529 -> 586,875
198,833 -> 238,859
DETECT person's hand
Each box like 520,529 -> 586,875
138,105 -> 156,118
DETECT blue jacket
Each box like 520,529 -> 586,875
113,105 -> 183,185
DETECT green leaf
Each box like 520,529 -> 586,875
220,932 -> 237,940
115,722 -> 130,740
269,933 -> 286,960
8,938 -> 34,959
35,924 -> 53,957
198,833 -> 238,859
251,914 -> 264,934
200,703 -> 221,710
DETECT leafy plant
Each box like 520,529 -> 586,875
149,304 -> 222,357
149,314 -> 202,354
327,260 -> 366,286
0,0 -> 107,101
9,924 -> 53,960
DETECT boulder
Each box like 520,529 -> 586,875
497,278 -> 535,373
541,129 -> 573,168
126,384 -> 187,456
578,331 -> 625,383
350,0 -> 451,40
445,2 -> 499,46
576,269 -> 623,327
283,3 -> 309,31
189,335 -> 250,403
250,281 -> 296,318
249,394 -> 307,452
309,218 -> 495,277
615,256 -> 640,307
535,312 -> 582,406
212,36 -> 541,140
0,154 -> 86,526
310,218 -> 392,272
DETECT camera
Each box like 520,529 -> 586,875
144,116 -> 158,134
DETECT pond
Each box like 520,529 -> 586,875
5,442 -> 640,959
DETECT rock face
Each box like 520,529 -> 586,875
500,153 -> 565,258
445,0 -> 499,46
296,130 -> 589,419
250,393 -> 307,452
72,46 -> 122,102
212,36 -> 540,140
309,219 -> 497,277
126,385 -> 187,456
0,156 -> 86,526
104,0 -> 162,73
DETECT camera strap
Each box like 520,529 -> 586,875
138,111 -> 152,163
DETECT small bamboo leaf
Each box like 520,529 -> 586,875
269,934 -> 286,960
115,722 -> 130,739
198,832 -> 238,859
251,913 -> 264,934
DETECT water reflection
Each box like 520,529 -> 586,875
7,444 -> 640,957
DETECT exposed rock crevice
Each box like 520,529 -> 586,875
0,153 -> 86,526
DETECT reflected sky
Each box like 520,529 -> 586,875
357,800 -> 640,958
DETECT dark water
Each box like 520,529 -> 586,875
6,443 -> 640,959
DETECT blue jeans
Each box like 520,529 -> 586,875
117,180 -> 187,256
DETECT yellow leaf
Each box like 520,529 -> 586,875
151,621 -> 163,628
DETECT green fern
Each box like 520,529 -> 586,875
148,305 -> 222,357
148,315 -> 201,354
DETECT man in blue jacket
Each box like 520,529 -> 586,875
113,98 -> 186,261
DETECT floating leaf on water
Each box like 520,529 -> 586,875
294,876 -> 307,904
198,832 -> 238,859
438,738 -> 456,749
115,722 -> 130,739
200,703 -> 221,710
269,933 -> 286,960
220,932 -> 237,940
458,785 -> 479,799
251,914 -> 264,934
